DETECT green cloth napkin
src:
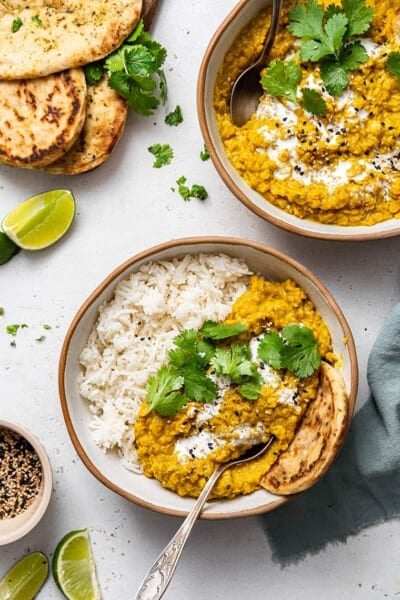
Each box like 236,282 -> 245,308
261,302 -> 400,565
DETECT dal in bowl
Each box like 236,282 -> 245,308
197,0 -> 400,240
59,237 -> 357,519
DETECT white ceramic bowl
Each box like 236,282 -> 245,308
197,0 -> 400,241
0,420 -> 52,545
59,237 -> 358,519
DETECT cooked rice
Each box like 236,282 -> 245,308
79,253 -> 252,471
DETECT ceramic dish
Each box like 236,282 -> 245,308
0,420 -> 52,545
59,237 -> 358,519
197,0 -> 400,241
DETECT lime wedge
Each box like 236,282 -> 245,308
52,529 -> 100,600
0,551 -> 49,600
1,189 -> 75,250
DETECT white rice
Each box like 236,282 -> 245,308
79,253 -> 252,471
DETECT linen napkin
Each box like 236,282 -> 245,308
261,302 -> 400,565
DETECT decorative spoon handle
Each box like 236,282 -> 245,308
134,467 -> 223,600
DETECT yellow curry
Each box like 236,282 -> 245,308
134,276 -> 336,499
214,0 -> 400,226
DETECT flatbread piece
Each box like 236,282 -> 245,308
41,76 -> 128,175
0,0 -> 143,79
0,69 -> 87,168
261,362 -> 348,495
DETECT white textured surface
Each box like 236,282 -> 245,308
1,0 -> 400,597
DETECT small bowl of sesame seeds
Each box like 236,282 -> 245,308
0,420 -> 52,545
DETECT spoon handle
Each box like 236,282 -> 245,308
134,467 -> 224,600
259,0 -> 283,65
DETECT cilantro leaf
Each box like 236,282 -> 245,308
300,39 -> 332,62
238,373 -> 263,400
181,366 -> 217,403
124,45 -> 157,76
210,344 -> 257,383
175,176 -> 208,201
339,41 -> 368,71
6,323 -> 28,336
280,324 -> 321,379
127,18 -> 144,43
165,105 -> 183,126
320,58 -> 349,95
341,0 -> 374,36
257,332 -> 284,369
288,0 -> 325,40
199,320 -> 247,340
148,143 -> 174,168
323,12 -> 348,55
168,329 -> 215,369
261,59 -> 302,104
12,18 -> 22,32
386,52 -> 400,82
84,62 -> 104,85
145,365 -> 186,415
301,87 -> 328,116
200,145 -> 210,161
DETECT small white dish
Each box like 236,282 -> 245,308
0,419 -> 52,545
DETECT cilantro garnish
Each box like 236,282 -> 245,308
200,145 -> 210,161
12,18 -> 22,32
301,87 -> 327,116
148,143 -> 174,168
6,323 -> 28,336
199,320 -> 247,340
261,59 -> 302,104
35,335 -> 46,343
165,105 -> 183,126
210,344 -> 257,383
287,0 -> 374,96
31,15 -> 42,26
145,365 -> 186,416
84,19 -> 167,117
258,324 -> 321,379
386,52 -> 400,82
43,324 -> 52,330
0,308 -> 3,316
175,176 -> 208,201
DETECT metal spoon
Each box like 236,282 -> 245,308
133,436 -> 275,600
229,0 -> 283,127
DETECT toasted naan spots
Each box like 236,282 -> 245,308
41,76 -> 128,174
261,362 -> 348,495
0,69 -> 87,168
0,0 -> 143,79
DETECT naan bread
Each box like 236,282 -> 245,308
41,76 -> 128,174
0,69 -> 87,168
261,362 -> 348,495
0,0 -> 143,79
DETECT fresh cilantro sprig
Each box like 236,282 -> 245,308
175,176 -> 208,201
198,320 -> 247,340
386,52 -> 400,82
210,344 -> 262,400
84,19 -> 168,116
148,143 -> 174,168
200,145 -> 210,161
165,105 -> 183,126
287,0 -> 374,96
258,324 -> 321,379
145,365 -> 186,415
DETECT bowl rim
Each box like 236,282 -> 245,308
58,235 -> 358,519
0,419 -> 52,545
196,0 -> 400,242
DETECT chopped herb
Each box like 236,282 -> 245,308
386,52 -> 400,82
301,87 -> 328,116
176,176 -> 208,201
0,308 -> 3,316
261,59 -> 302,104
35,335 -> 46,343
148,143 -> 174,167
288,0 -> 373,96
145,365 -> 186,416
6,324 -> 28,336
165,105 -> 183,126
200,145 -> 210,161
210,344 -> 257,383
43,324 -> 52,330
238,373 -> 263,401
0,232 -> 20,266
199,320 -> 247,340
104,19 -> 168,116
258,324 -> 321,379
168,329 -> 214,369
84,62 -> 104,85
11,18 -> 22,32
31,15 -> 42,25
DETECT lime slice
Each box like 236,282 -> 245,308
0,551 -> 48,600
1,189 -> 75,250
52,529 -> 100,600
